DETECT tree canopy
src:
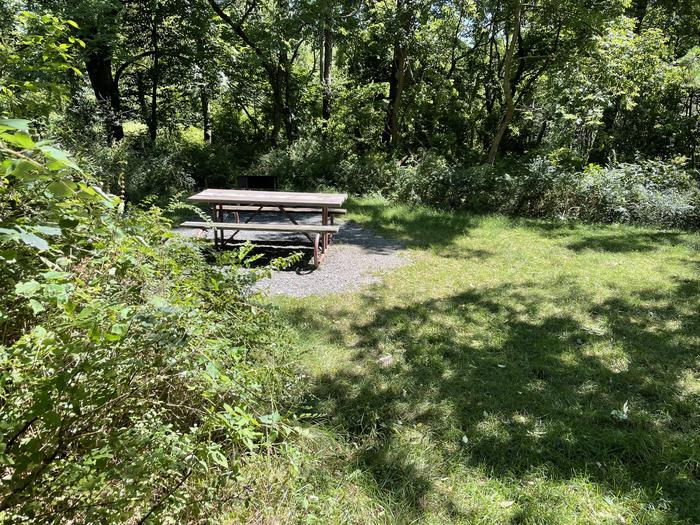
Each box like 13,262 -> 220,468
1,0 -> 697,167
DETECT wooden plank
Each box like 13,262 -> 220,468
220,205 -> 347,214
187,189 -> 347,208
181,221 -> 339,234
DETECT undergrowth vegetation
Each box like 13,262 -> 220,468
0,121 -> 299,522
249,141 -> 700,229
78,129 -> 699,230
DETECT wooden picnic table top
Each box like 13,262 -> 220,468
187,189 -> 348,208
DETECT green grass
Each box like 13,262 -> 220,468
240,197 -> 700,524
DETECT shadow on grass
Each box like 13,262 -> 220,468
348,200 -> 482,249
565,232 -> 688,253
286,276 -> 700,521
514,218 -> 692,253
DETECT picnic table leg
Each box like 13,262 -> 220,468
210,204 -> 219,249
322,205 -> 330,255
313,234 -> 320,266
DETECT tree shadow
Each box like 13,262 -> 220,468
565,232 -> 687,253
348,200 -> 482,249
512,218 -> 693,253
286,277 -> 700,521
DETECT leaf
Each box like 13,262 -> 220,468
15,280 -> 41,297
0,131 -> 35,149
209,449 -> 229,469
11,160 -> 37,180
259,411 -> 281,425
90,185 -> 117,206
611,400 -> 630,422
0,227 -> 19,241
39,145 -> 80,171
66,19 -> 79,28
33,226 -> 61,236
0,119 -> 30,132
18,230 -> 49,250
47,180 -> 75,197
41,146 -> 70,162
41,271 -> 70,280
29,299 -> 45,314
110,323 -> 128,337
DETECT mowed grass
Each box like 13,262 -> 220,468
243,197 -> 700,524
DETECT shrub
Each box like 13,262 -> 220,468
510,157 -> 699,228
358,152 -> 699,229
71,131 -> 195,205
574,160 -> 699,227
390,152 -> 455,205
247,137 -> 342,191
64,123 -> 266,206
0,120 -> 297,522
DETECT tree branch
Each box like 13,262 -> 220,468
206,0 -> 271,72
114,51 -> 155,85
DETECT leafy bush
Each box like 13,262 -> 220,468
574,160 -> 699,226
247,137 -> 343,191
248,138 -> 402,195
61,122 -> 264,205
70,131 -> 195,205
504,157 -> 699,228
245,138 -> 699,228
390,152 -> 455,205
0,120 -> 297,522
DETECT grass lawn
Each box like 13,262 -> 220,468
241,197 -> 700,524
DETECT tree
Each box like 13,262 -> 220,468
207,0 -> 307,146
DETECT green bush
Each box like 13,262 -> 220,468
574,160 -> 700,226
247,137 -> 343,191
72,131 -> 195,205
244,139 -> 699,228
64,122 -> 265,205
0,120 -> 297,523
503,156 -> 699,228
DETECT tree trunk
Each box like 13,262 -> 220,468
487,0 -> 521,165
587,97 -> 621,163
382,46 -> 407,148
85,43 -> 124,143
136,71 -> 148,123
535,120 -> 547,146
321,21 -> 333,126
382,0 -> 410,149
201,89 -> 211,143
282,57 -> 295,142
148,18 -> 159,144
270,69 -> 283,147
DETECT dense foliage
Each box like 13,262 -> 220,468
1,0 -> 697,226
0,122 -> 298,522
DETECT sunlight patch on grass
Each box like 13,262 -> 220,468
272,198 -> 700,524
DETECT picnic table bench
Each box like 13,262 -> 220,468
184,189 -> 348,266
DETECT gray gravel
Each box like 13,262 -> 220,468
175,215 -> 409,297
255,220 -> 408,297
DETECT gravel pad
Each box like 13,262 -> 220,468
175,216 -> 409,297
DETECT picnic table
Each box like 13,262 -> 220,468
182,189 -> 348,266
